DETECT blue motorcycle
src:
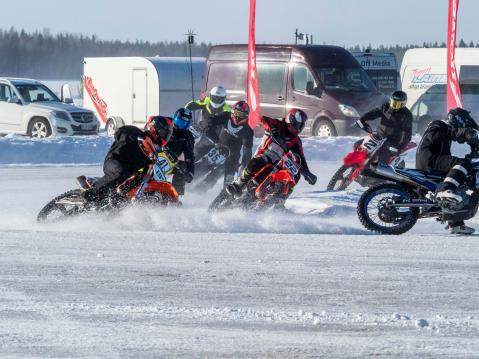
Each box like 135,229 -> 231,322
357,151 -> 479,234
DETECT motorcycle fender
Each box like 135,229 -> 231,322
127,181 -> 180,202
343,150 -> 368,166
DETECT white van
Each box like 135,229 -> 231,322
400,48 -> 479,133
83,57 -> 205,135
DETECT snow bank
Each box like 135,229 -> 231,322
0,133 -> 470,166
0,134 -> 111,165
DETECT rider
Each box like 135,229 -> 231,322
167,108 -> 195,196
196,101 -> 254,189
416,107 -> 479,235
226,109 -> 317,197
356,90 -> 413,163
80,116 -> 173,202
186,86 -> 232,160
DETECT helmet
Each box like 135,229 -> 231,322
146,116 -> 173,146
231,101 -> 250,125
389,91 -> 407,110
209,86 -> 227,109
173,108 -> 192,129
285,109 -> 307,135
443,107 -> 473,130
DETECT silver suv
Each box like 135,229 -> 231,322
0,78 -> 100,138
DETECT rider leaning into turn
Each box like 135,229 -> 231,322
186,85 -> 232,160
167,108 -> 195,196
416,107 -> 479,235
226,108 -> 317,197
196,100 -> 254,189
80,116 -> 174,202
356,90 -> 413,163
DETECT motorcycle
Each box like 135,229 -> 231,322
356,149 -> 479,235
192,137 -> 230,191
327,131 -> 417,191
209,150 -> 301,211
37,150 -> 181,223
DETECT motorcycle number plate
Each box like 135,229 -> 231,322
154,156 -> 171,181
284,156 -> 299,176
207,148 -> 226,166
362,137 -> 381,153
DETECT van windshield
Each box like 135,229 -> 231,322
13,84 -> 60,103
314,66 -> 377,93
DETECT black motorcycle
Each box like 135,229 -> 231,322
357,149 -> 479,235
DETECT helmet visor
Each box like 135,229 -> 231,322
390,98 -> 406,110
210,95 -> 226,108
174,116 -> 191,130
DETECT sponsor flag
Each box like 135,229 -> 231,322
447,0 -> 463,110
247,0 -> 261,128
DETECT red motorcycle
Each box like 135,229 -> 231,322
327,133 -> 417,191
209,151 -> 301,211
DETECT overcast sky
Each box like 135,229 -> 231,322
2,0 -> 479,47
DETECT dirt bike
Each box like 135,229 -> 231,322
192,137 -> 230,191
37,150 -> 181,223
327,131 -> 417,191
356,149 -> 479,235
209,151 -> 301,211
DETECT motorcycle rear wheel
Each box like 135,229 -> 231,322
357,184 -> 419,235
37,189 -> 85,223
327,165 -> 356,191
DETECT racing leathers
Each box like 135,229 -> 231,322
84,126 -> 154,201
196,117 -> 254,189
357,102 -> 413,162
416,119 -> 479,228
228,116 -> 316,195
186,97 -> 232,160
167,126 -> 195,195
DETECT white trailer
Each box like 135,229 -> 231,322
400,48 -> 479,133
401,48 -> 479,108
83,57 -> 205,135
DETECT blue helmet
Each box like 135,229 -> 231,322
173,108 -> 192,129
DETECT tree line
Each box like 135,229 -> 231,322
1,27 -> 478,80
0,27 -> 211,79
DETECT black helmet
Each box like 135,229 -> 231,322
146,116 -> 173,146
443,107 -> 475,130
389,91 -> 407,110
231,100 -> 250,125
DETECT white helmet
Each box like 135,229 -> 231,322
209,86 -> 227,109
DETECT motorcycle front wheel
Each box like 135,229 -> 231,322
327,165 -> 357,191
357,184 -> 419,235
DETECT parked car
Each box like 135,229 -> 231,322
0,78 -> 99,138
83,57 -> 205,136
203,45 -> 387,137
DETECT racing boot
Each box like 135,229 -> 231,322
447,221 -> 475,235
226,170 -> 252,198
76,176 -> 96,191
436,182 -> 463,205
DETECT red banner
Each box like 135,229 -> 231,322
247,0 -> 261,128
447,0 -> 463,110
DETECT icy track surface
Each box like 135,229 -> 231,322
1,138 -> 479,357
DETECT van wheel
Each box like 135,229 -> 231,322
313,119 -> 337,137
106,118 -> 117,137
28,118 -> 52,138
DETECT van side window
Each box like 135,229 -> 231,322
207,63 -> 247,94
293,64 -> 316,93
257,63 -> 286,95
0,84 -> 14,102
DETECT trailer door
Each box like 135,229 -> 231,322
132,68 -> 148,124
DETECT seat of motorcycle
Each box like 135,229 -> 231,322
399,168 -> 445,179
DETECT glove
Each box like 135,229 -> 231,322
302,170 -> 317,185
270,128 -> 288,151
356,119 -> 372,134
